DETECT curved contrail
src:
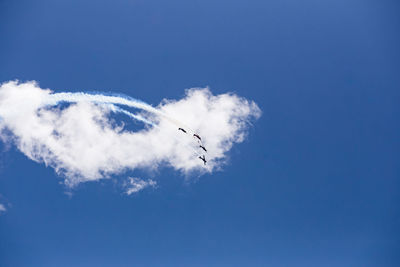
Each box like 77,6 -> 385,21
43,92 -> 205,157
46,92 -> 198,134
105,104 -> 157,127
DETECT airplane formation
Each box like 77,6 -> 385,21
178,128 -> 207,165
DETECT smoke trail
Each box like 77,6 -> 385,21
44,91 -> 204,150
44,92 -> 206,160
46,92 -> 157,113
44,92 -> 192,130
48,92 -> 198,134
45,93 -> 203,152
104,104 -> 157,127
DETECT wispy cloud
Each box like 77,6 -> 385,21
125,177 -> 157,195
0,81 -> 261,187
0,203 -> 6,213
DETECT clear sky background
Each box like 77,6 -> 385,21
0,0 -> 399,266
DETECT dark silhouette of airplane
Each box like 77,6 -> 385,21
193,134 -> 201,141
199,145 -> 207,152
178,128 -> 187,133
199,155 -> 207,165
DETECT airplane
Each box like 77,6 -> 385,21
193,134 -> 201,141
178,128 -> 187,133
198,155 -> 207,165
199,145 -> 207,152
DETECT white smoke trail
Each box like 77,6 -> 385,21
45,92 -> 194,132
105,104 -> 157,127
46,92 -> 158,114
45,94 -> 204,157
44,92 -> 205,157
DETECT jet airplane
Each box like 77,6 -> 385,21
199,145 -> 207,152
193,134 -> 201,141
198,155 -> 207,165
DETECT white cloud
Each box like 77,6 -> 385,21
0,203 -> 6,213
0,81 -> 261,187
125,177 -> 157,195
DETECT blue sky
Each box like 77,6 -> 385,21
0,0 -> 399,266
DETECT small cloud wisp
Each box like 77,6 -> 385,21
0,203 -> 6,213
125,177 -> 157,195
